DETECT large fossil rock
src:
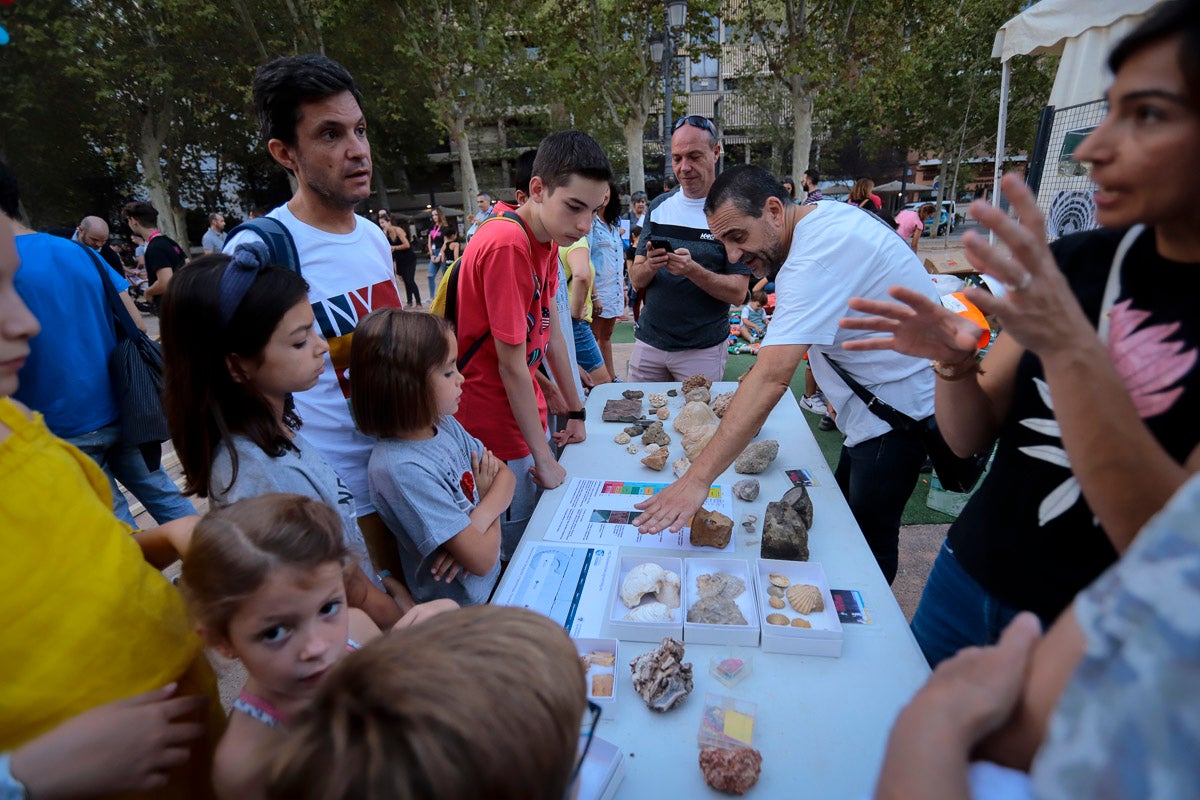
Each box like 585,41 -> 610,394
682,421 -> 719,461
673,401 -> 718,434
689,508 -> 733,549
629,637 -> 693,712
602,398 -> 643,422
761,501 -> 810,561
699,746 -> 763,795
734,439 -> 780,474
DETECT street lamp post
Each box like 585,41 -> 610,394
653,0 -> 688,182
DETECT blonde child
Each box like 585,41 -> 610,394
181,493 -> 454,800
267,605 -> 589,800
350,309 -> 515,605
160,244 -> 405,627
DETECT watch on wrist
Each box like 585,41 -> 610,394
567,408 -> 586,421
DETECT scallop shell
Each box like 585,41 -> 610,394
786,584 -> 824,614
768,573 -> 790,588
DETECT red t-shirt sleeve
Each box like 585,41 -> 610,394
480,241 -> 535,346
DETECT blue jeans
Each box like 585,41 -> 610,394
834,426 -> 926,585
572,318 -> 604,372
910,542 -> 1024,668
65,424 -> 196,526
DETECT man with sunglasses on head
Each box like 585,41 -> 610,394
628,115 -> 754,383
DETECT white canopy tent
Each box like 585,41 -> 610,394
990,0 -> 1159,209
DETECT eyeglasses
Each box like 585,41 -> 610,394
673,115 -> 717,135
569,701 -> 603,786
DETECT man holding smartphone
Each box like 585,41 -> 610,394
628,116 -> 753,382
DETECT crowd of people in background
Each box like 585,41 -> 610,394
3,2 -> 1199,796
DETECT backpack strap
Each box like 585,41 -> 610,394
225,217 -> 302,276
447,211 -> 532,372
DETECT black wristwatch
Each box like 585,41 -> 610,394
567,408 -> 586,421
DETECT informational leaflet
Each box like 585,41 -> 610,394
542,477 -> 734,552
491,542 -> 615,637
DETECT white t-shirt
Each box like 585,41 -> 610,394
764,201 -> 937,446
225,203 -> 400,515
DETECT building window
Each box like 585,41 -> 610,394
691,53 -> 719,92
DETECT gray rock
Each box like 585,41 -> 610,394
687,596 -> 748,626
685,386 -> 711,404
732,478 -> 760,502
641,423 -> 671,446
624,424 -> 646,437
782,484 -> 814,530
602,398 -> 643,422
667,389 -> 678,397
621,389 -> 645,400
733,439 -> 780,474
761,501 -> 810,561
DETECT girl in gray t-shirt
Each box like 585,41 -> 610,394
350,309 -> 515,605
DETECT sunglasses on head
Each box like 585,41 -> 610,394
673,115 -> 716,134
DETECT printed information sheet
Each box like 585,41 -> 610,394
492,542 -> 615,637
542,478 -> 734,552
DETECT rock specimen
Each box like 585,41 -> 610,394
673,457 -> 691,478
641,446 -> 670,471
624,601 -> 674,622
711,391 -> 734,417
740,514 -> 757,532
695,571 -> 746,602
682,422 -> 719,461
630,637 -> 693,712
621,389 -> 644,400
626,443 -> 640,454
641,422 -> 670,446
685,386 -> 711,405
645,443 -> 661,453
699,746 -> 762,795
732,478 -> 760,501
624,424 -> 645,437
673,400 -> 718,434
682,374 -> 713,395
620,563 -> 681,609
781,484 -> 814,530
688,595 -> 748,626
656,571 -> 682,609
761,501 -> 810,561
734,439 -> 780,474
689,508 -> 733,549
614,432 -> 631,444
602,398 -> 642,423
667,388 -> 679,397
648,392 -> 667,408
656,406 -> 671,420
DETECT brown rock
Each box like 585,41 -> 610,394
761,501 -> 810,561
699,746 -> 762,795
682,374 -> 713,394
734,439 -> 780,474
689,508 -> 733,549
641,446 -> 670,471
621,389 -> 644,400
629,637 -> 693,712
602,398 -> 643,422
641,422 -> 671,446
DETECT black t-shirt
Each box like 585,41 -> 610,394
143,233 -> 186,286
950,226 -> 1200,622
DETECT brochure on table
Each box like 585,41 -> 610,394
543,477 -> 734,552
491,542 -> 616,637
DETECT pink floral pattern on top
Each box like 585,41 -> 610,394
1107,300 -> 1197,418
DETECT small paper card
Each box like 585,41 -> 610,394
784,467 -> 818,487
829,589 -> 872,625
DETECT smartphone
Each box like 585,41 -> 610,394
649,238 -> 672,252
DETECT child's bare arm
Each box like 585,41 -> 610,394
440,456 -> 514,577
391,598 -> 459,630
133,515 -> 200,569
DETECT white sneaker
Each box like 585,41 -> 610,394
799,393 -> 828,415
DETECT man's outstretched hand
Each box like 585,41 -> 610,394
635,474 -> 708,533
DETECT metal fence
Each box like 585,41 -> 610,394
1027,98 -> 1107,241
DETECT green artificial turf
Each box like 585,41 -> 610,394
611,322 -> 952,525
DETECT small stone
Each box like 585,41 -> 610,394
791,618 -> 812,629
642,423 -> 670,447
711,391 -> 734,417
761,501 -> 810,561
614,432 -> 631,444
689,508 -> 733,549
699,746 -> 762,796
734,439 -> 780,474
641,447 -> 670,471
648,392 -> 668,408
685,386 -> 711,404
621,389 -> 644,400
740,514 -> 757,532
667,389 -> 678,397
645,442 -> 660,453
682,374 -> 713,394
656,406 -> 671,420
782,484 -> 814,530
732,478 -> 760,502
673,457 -> 691,478
766,585 -> 785,598
624,424 -> 645,437
626,443 -> 640,454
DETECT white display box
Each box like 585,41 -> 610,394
755,559 -> 843,657
574,637 -> 620,706
682,557 -> 760,647
604,553 -> 684,642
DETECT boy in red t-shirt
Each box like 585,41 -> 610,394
454,131 -> 612,558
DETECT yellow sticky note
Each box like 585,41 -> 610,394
723,709 -> 754,746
